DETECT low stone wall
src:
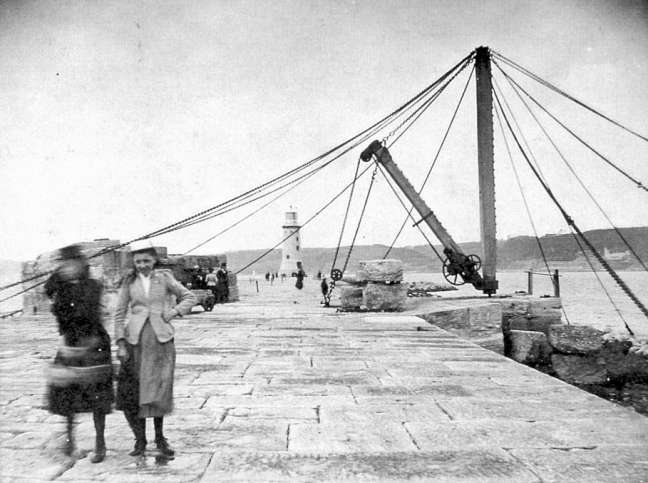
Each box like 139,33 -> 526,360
509,324 -> 648,385
414,295 -> 648,390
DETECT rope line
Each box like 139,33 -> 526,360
569,227 -> 634,335
384,64 -> 475,258
0,52 -> 475,297
494,65 -> 648,272
493,61 -> 648,192
375,163 -> 443,262
341,164 -> 379,273
493,87 -> 646,327
491,50 -> 648,143
493,95 -> 572,324
234,164 -> 375,275
330,157 -> 362,274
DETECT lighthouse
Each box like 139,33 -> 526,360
278,210 -> 303,276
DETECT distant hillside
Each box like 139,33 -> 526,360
225,226 -> 648,274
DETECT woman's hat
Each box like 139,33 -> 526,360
58,244 -> 84,260
129,239 -> 158,257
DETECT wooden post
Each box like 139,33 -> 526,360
475,46 -> 498,295
527,271 -> 533,295
552,269 -> 560,297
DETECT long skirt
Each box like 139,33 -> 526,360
47,327 -> 113,416
116,321 -> 175,417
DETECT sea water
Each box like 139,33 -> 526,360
405,270 -> 648,338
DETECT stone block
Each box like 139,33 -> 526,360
356,259 -> 403,283
509,330 -> 551,365
548,325 -> 606,355
502,314 -> 561,356
362,283 -> 407,311
340,286 -> 364,310
504,315 -> 562,335
499,297 -> 562,319
551,353 -> 608,384
605,348 -> 648,380
467,303 -> 502,338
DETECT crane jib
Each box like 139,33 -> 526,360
360,140 -> 494,294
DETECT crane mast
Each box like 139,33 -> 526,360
358,46 -> 499,295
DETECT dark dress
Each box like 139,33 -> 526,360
45,273 -> 113,416
215,268 -> 229,302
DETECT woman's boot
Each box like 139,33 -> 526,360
125,410 -> 146,456
64,415 -> 74,456
154,417 -> 174,457
91,411 -> 106,463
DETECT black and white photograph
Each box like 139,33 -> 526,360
1,0 -> 647,481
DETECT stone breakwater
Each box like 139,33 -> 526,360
2,284 -> 648,482
411,295 -> 648,415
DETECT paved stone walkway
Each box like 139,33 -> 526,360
1,285 -> 647,482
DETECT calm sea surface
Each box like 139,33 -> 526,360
406,270 -> 648,338
2,266 -> 646,338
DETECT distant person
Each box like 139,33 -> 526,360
281,273 -> 286,282
215,262 -> 229,303
205,268 -> 217,297
320,277 -> 330,306
265,271 -> 270,282
44,244 -> 113,463
114,241 -> 196,458
191,266 -> 204,289
295,261 -> 305,290
270,272 -> 275,285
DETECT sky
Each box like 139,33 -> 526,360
1,0 -> 647,262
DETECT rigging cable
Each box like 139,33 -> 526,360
493,93 -> 572,324
234,164 -> 375,275
568,225 -> 633,335
341,164 -> 380,273
384,64 -> 475,258
327,53 -> 474,275
143,51 -> 477,240
330,157 -> 362,275
374,162 -> 443,262
493,62 -> 648,272
493,87 -> 647,328
491,50 -> 648,143
493,64 -> 647,193
385,57 -> 474,148
1,52 -> 476,296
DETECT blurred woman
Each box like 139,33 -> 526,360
114,242 -> 196,458
45,244 -> 113,463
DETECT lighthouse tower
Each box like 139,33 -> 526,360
278,210 -> 303,276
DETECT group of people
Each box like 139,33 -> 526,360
191,264 -> 229,303
44,242 -> 197,463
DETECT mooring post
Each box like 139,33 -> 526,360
527,271 -> 533,295
475,46 -> 498,295
552,269 -> 560,297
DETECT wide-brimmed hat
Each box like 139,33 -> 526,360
129,239 -> 158,257
58,244 -> 84,260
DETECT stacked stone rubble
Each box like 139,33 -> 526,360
502,298 -> 648,386
340,259 -> 406,311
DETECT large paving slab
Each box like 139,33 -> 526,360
1,283 -> 646,481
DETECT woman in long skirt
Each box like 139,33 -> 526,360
45,244 -> 113,463
114,241 -> 196,457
